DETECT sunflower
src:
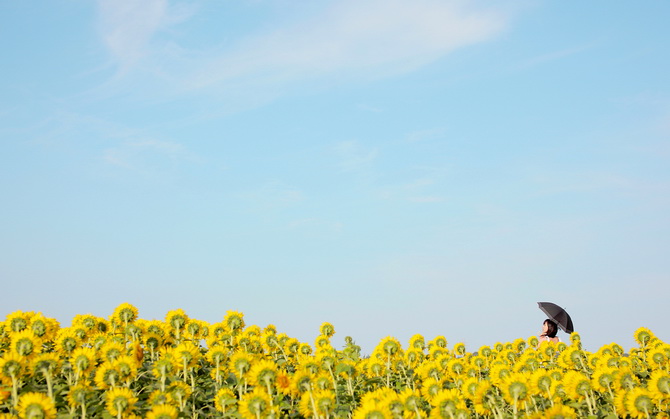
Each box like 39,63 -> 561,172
319,322 -> 335,337
70,347 -> 97,378
530,404 -> 577,419
147,389 -> 175,407
409,334 -> 426,350
17,392 -> 56,419
299,389 -> 336,418
562,370 -> 592,401
172,342 -> 202,370
66,383 -> 90,408
420,377 -> 444,403
165,309 -> 189,338
113,355 -> 139,383
106,387 -> 137,417
223,310 -> 245,333
249,359 -> 278,388
499,373 -> 530,406
0,352 -> 25,381
648,370 -> 670,401
10,329 -> 41,358
214,388 -> 237,413
94,362 -> 121,389
472,381 -> 498,416
634,327 -> 654,348
624,387 -> 655,419
399,388 -> 425,414
168,381 -> 191,409
30,353 -> 59,378
375,336 -> 403,358
100,340 -> 125,363
5,311 -> 31,333
229,351 -> 254,380
146,404 -> 179,419
54,328 -> 79,355
111,303 -> 139,329
529,369 -> 552,397
591,366 -> 616,394
429,388 -> 466,418
352,397 -> 394,419
527,335 -> 540,349
238,388 -> 272,419
406,349 -> 425,367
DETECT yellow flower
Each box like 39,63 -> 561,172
94,362 -> 121,389
31,353 -> 59,377
18,392 -> 56,419
229,351 -> 254,379
648,370 -> 670,401
147,390 -> 175,407
168,381 -> 191,408
70,347 -> 97,377
214,388 -> 236,413
591,366 -> 616,393
530,404 -> 577,419
146,404 -> 179,419
223,310 -> 245,333
238,388 -> 272,419
66,383 -> 91,408
291,367 -> 314,393
171,342 -> 202,369
399,388 -> 424,414
54,328 -> 80,355
472,382 -> 498,416
429,388 -> 466,418
105,387 -> 137,416
299,389 -> 336,418
10,330 -> 41,357
374,336 -> 403,359
562,370 -> 592,401
165,309 -> 189,333
352,396 -> 394,419
5,311 -> 32,333
421,377 -> 444,403
113,355 -> 139,383
100,340 -> 125,363
500,373 -> 531,405
624,387 -> 655,419
0,352 -> 25,380
634,327 -> 654,347
319,322 -> 335,337
249,359 -> 278,388
111,303 -> 139,325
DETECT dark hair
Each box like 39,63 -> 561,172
544,319 -> 558,338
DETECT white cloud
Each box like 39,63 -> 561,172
242,181 -> 306,211
97,0 -> 195,71
333,140 -> 378,173
103,138 -> 195,172
190,0 -> 509,90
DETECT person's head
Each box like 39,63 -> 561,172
543,319 -> 558,338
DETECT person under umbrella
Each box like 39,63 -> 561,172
539,319 -> 560,343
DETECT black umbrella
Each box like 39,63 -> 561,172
537,302 -> 574,333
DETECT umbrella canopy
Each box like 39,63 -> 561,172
537,302 -> 574,334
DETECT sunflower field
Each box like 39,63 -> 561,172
0,304 -> 668,419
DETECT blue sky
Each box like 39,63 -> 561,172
1,0 -> 669,353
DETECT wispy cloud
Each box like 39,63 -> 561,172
405,128 -> 446,143
517,41 -> 600,70
96,0 -> 195,72
378,176 -> 446,203
242,181 -> 306,211
103,138 -> 194,171
189,0 -> 509,91
333,140 -> 378,173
